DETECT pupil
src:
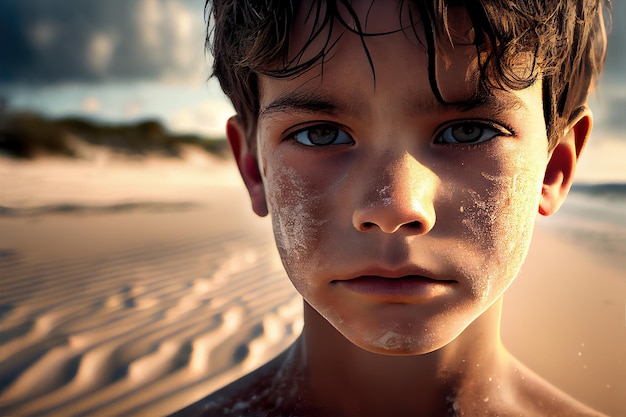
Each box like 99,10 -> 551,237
308,127 -> 338,145
454,124 -> 481,142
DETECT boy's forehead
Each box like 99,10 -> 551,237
267,0 -> 489,107
281,0 -> 488,103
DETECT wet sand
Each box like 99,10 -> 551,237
0,155 -> 623,416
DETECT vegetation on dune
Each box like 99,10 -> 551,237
0,111 -> 229,159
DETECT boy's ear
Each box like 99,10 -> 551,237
226,116 -> 268,217
539,109 -> 592,216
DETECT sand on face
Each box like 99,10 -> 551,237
0,154 -> 623,416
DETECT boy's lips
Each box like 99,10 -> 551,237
332,267 -> 457,303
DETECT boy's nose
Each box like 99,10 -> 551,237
352,154 -> 437,235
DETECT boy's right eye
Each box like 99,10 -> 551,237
290,125 -> 354,147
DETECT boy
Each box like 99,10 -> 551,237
176,0 -> 610,415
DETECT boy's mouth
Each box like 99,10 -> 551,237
332,269 -> 457,303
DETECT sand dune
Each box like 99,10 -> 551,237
0,154 -> 623,416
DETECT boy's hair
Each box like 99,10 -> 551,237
207,0 -> 609,149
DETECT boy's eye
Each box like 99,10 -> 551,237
435,122 -> 504,145
291,125 -> 354,147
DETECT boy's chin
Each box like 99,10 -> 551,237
342,326 -> 465,357
353,335 -> 451,356
325,308 -> 478,357
303,286 -> 506,357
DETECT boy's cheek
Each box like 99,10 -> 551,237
456,168 -> 544,300
262,156 -> 364,304
263,161 -> 332,280
255,131 -> 343,280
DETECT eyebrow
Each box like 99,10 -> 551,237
259,87 -> 526,120
259,90 -> 343,118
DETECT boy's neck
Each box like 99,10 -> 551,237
285,300 -> 508,416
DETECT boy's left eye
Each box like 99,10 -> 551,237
291,125 -> 354,147
435,122 -> 504,145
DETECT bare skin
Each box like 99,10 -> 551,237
174,301 -> 606,417
173,1 -> 608,416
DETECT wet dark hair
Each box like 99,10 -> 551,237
206,0 -> 609,149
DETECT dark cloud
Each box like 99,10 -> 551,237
0,0 -> 207,84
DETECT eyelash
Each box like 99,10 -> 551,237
433,121 -> 511,146
287,123 -> 354,147
284,120 -> 511,148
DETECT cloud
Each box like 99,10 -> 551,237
88,32 -> 117,74
28,20 -> 59,49
0,0 -> 208,84
169,99 -> 235,137
82,96 -> 101,113
124,99 -> 143,118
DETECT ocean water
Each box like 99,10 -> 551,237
562,57 -> 626,271
541,182 -> 626,271
546,65 -> 626,269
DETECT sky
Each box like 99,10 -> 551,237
0,0 -> 233,137
0,0 -> 624,145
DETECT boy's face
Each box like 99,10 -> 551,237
237,1 -> 572,355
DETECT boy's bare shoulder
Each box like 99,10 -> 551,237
170,364 -> 279,417
169,348 -> 307,417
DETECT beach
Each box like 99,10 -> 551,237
0,153 -> 624,416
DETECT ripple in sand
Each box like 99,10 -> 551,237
0,226 -> 302,416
